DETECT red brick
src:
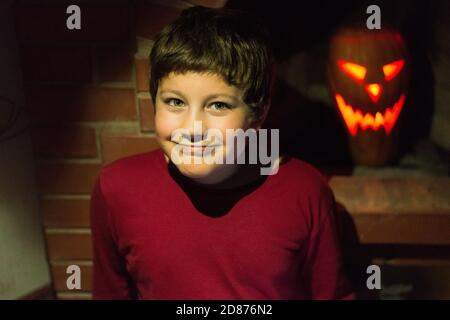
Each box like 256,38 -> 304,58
45,231 -> 92,260
20,45 -> 92,82
56,292 -> 92,300
329,177 -> 450,215
96,45 -> 133,82
138,97 -> 155,132
14,3 -> 132,44
372,259 -> 450,267
352,214 -> 450,245
135,3 -> 180,39
25,86 -> 136,124
135,58 -> 150,92
41,198 -> 91,227
101,134 -> 160,165
31,126 -> 97,158
36,162 -> 102,194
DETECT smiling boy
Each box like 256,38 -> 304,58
90,6 -> 354,300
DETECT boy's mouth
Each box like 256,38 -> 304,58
176,143 -> 223,156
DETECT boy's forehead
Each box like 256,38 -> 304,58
159,71 -> 243,98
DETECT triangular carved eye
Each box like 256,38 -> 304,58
338,60 -> 367,84
383,59 -> 405,81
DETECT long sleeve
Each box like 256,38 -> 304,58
90,174 -> 136,299
300,189 -> 356,300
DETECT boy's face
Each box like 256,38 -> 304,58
154,71 -> 257,184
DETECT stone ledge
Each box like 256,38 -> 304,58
329,177 -> 450,245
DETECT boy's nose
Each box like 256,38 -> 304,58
183,112 -> 207,143
183,109 -> 203,128
365,83 -> 383,103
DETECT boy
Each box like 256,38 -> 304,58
90,6 -> 354,300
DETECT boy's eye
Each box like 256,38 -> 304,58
165,98 -> 185,108
207,102 -> 232,111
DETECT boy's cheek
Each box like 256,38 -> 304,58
154,112 -> 178,139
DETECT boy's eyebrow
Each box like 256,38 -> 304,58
205,94 -> 239,102
160,89 -> 186,98
160,90 -> 239,102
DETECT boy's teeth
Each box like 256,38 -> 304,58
335,94 -> 405,136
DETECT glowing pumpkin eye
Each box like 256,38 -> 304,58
383,59 -> 405,81
337,60 -> 367,83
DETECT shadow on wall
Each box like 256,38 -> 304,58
263,78 -> 352,168
0,1 -> 51,299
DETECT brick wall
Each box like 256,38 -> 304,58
13,0 -> 211,299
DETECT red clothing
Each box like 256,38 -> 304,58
90,149 -> 354,300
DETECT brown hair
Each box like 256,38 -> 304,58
149,5 -> 275,119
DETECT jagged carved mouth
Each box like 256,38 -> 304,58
335,94 -> 405,136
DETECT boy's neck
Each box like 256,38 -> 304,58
164,153 -> 269,191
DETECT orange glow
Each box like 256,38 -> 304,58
338,60 -> 367,83
383,59 -> 405,81
335,94 -> 405,136
365,83 -> 383,103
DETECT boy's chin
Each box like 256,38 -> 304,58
175,162 -> 221,182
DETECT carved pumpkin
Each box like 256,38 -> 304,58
328,29 -> 410,166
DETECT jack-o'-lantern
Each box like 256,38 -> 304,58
328,29 -> 410,166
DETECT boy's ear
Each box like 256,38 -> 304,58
252,64 -> 276,130
249,103 -> 271,130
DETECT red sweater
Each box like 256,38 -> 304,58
90,149 -> 354,300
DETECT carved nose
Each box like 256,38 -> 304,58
365,83 -> 383,103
